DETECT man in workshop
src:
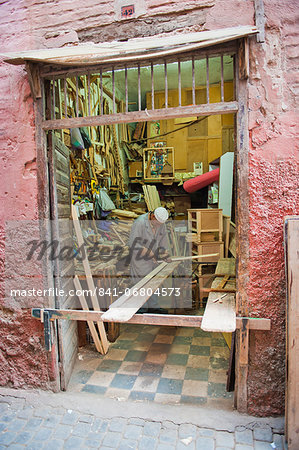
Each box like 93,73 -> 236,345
128,207 -> 171,313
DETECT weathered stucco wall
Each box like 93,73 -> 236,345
0,2 -> 52,389
246,0 -> 299,415
0,0 -> 298,414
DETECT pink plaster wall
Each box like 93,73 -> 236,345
0,0 -> 298,413
245,0 -> 299,415
0,2 -> 47,389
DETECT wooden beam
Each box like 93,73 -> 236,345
105,262 -> 168,310
73,275 -> 103,354
236,47 -> 250,318
284,216 -> 299,448
201,293 -> 236,332
102,262 -> 179,322
32,308 -> 271,330
72,205 -> 109,353
237,318 -> 249,413
238,38 -> 249,80
25,62 -> 42,100
171,253 -> 219,262
202,287 -> 236,293
42,102 -> 239,130
254,0 -> 265,43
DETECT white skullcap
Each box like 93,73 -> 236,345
154,207 -> 169,223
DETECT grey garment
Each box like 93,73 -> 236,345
128,212 -> 169,282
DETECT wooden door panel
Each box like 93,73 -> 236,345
49,132 -> 78,390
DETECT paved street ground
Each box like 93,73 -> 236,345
0,387 -> 286,449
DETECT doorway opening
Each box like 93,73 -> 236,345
46,48 -> 237,408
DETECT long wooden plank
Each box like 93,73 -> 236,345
171,253 -> 219,261
142,185 -> 152,211
32,308 -> 271,330
42,102 -> 239,130
73,276 -> 103,353
102,262 -> 179,322
201,293 -> 236,332
284,216 -> 299,448
106,262 -> 167,310
72,204 -> 109,353
150,186 -> 161,210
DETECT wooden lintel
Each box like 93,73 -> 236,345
40,42 -> 238,79
42,102 -> 238,130
25,62 -> 42,100
238,38 -> 249,80
31,308 -> 271,330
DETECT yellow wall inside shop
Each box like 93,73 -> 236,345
146,82 -> 234,174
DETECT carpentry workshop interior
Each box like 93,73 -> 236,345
47,53 -> 238,407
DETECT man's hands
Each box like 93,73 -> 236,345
139,247 -> 172,263
159,250 -> 172,263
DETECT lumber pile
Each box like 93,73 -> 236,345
113,219 -> 135,242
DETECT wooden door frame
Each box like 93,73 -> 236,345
33,42 -> 251,409
47,132 -> 78,390
34,96 -> 61,392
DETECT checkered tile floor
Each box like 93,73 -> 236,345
69,324 -> 233,408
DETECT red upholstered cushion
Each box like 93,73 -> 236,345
183,168 -> 220,193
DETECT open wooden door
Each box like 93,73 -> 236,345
48,132 -> 78,390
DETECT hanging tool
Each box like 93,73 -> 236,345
91,179 -> 97,195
